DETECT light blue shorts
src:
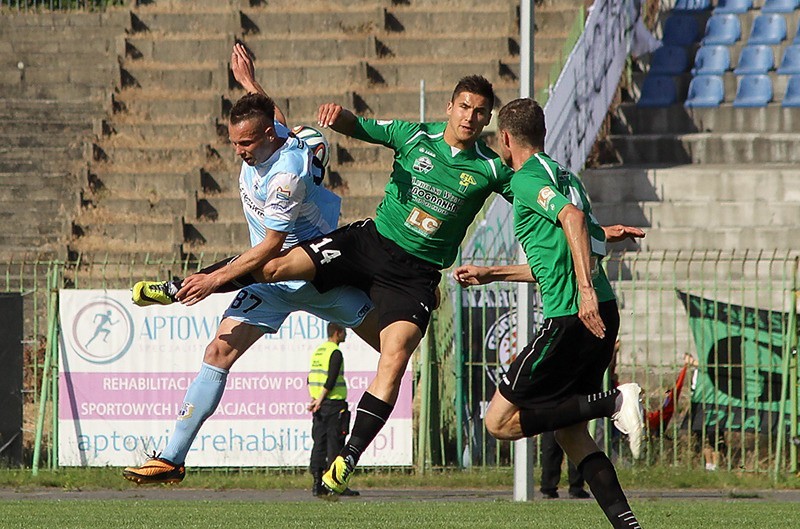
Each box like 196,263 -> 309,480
222,280 -> 373,334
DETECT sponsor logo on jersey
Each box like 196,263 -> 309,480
276,186 -> 292,200
376,119 -> 393,126
537,186 -> 557,210
406,207 -> 441,236
419,147 -> 437,158
458,172 -> 477,192
412,156 -> 434,174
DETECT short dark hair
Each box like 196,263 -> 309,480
327,322 -> 346,338
451,75 -> 495,109
229,93 -> 275,127
497,98 -> 546,148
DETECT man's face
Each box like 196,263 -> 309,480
446,91 -> 492,145
228,117 -> 274,166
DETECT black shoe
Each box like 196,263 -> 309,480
340,488 -> 360,496
569,489 -> 591,499
541,489 -> 559,499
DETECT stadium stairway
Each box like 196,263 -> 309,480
583,0 -> 800,366
0,0 -> 582,263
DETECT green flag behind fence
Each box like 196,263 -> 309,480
677,290 -> 795,434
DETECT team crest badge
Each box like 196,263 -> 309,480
458,172 -> 477,192
413,156 -> 434,174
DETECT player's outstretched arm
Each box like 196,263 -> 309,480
231,42 -> 288,126
603,224 -> 646,243
317,103 -> 357,136
453,264 -> 535,287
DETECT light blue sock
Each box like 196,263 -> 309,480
161,362 -> 228,464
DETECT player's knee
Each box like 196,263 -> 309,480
203,340 -> 236,369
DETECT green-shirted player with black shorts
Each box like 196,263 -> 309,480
236,76 -> 514,495
454,99 -> 645,529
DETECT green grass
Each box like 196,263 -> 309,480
2,465 -> 799,491
1,499 -> 800,528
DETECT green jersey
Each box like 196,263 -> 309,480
352,117 -> 513,269
511,152 -> 615,319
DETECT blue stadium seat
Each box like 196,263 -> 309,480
702,14 -> 741,45
692,45 -> 731,75
714,0 -> 753,14
747,14 -> 787,45
673,0 -> 712,11
638,76 -> 678,107
782,75 -> 800,106
733,74 -> 773,106
733,45 -> 775,74
684,75 -> 725,107
649,45 -> 689,74
663,14 -> 701,46
761,0 -> 800,14
777,44 -> 800,74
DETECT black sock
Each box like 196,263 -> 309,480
519,389 -> 618,437
173,256 -> 258,294
578,452 -> 640,529
340,392 -> 394,465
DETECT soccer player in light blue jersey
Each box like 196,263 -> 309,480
123,45 -> 377,485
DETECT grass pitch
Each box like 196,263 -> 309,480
2,498 -> 800,528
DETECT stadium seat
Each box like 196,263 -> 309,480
638,76 -> 678,107
684,75 -> 725,107
732,74 -> 773,106
733,45 -> 774,74
663,14 -> 701,46
747,14 -> 787,45
649,45 -> 689,75
782,75 -> 800,106
714,0 -> 753,14
777,44 -> 800,74
673,0 -> 712,11
761,0 -> 800,14
702,14 -> 741,45
692,45 -> 731,75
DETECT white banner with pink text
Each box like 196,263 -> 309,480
58,289 -> 412,467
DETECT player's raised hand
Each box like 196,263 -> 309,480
317,103 -> 343,128
603,224 -> 646,243
452,264 -> 491,287
231,43 -> 256,90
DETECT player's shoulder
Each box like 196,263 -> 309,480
273,138 -> 309,175
472,140 -> 511,182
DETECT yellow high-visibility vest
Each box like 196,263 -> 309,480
308,341 -> 347,400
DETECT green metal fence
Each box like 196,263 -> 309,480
6,250 -> 799,474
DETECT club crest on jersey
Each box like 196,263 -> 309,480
276,186 -> 292,200
406,207 -> 441,236
537,186 -> 557,210
412,156 -> 434,174
458,172 -> 477,192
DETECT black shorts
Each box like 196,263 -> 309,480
498,300 -> 620,408
299,219 -> 441,334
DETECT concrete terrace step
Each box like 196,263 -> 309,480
87,196 -> 191,218
364,57 -> 520,88
184,220 -> 250,249
88,170 -> 196,195
125,35 -> 232,63
239,7 -> 384,36
607,132 -> 800,165
106,120 -> 218,142
93,144 -> 209,166
374,33 -> 519,59
592,201 -> 799,228
0,10 -> 130,29
114,91 -> 222,119
386,6 -> 515,34
129,12 -> 239,34
121,61 -> 228,91
0,132 -> 87,149
613,105 -> 800,135
238,34 -> 375,62
0,35 -> 118,55
328,164 -> 391,196
634,226 -> 799,251
339,195 -> 383,223
0,99 -> 104,121
582,164 -> 800,203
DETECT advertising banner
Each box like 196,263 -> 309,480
58,290 -> 412,467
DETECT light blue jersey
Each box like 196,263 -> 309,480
238,130 -> 338,250
225,121 -> 373,333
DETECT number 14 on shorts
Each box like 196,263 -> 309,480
309,238 -> 341,265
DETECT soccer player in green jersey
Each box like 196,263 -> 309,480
453,98 -> 644,529
178,75 -> 515,494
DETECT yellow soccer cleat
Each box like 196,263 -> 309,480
131,281 -> 177,307
321,455 -> 356,495
123,454 -> 185,484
